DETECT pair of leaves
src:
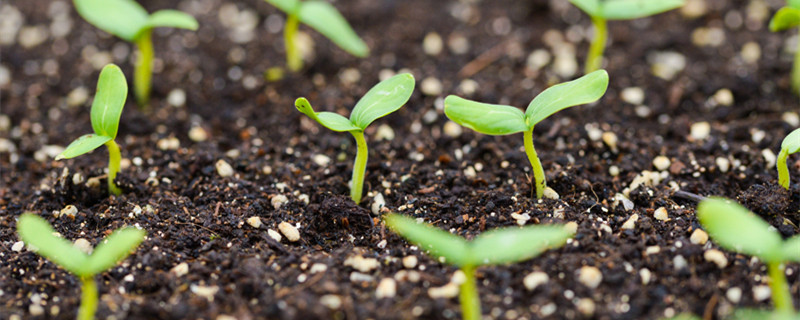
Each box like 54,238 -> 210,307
771,0 -> 800,32
57,64 -> 127,160
384,214 -> 573,268
265,0 -> 369,57
295,73 -> 415,132
697,197 -> 800,264
569,0 -> 685,20
444,70 -> 609,136
781,128 -> 800,155
16,213 -> 145,278
74,0 -> 198,42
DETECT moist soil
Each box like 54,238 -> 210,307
2,0 -> 800,319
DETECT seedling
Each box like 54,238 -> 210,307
264,0 -> 369,71
568,0 -> 685,73
16,213 -> 145,320
697,197 -> 800,319
73,0 -> 198,107
777,128 -> 800,189
770,0 -> 800,94
444,70 -> 609,198
384,213 -> 573,320
295,73 -> 414,203
56,64 -> 127,196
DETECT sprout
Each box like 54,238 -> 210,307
384,213 -> 573,320
17,213 -> 145,320
770,0 -> 800,95
264,0 -> 369,72
568,0 -> 685,73
73,0 -> 198,107
697,197 -> 800,318
444,70 -> 609,198
295,73 -> 414,203
56,64 -> 127,195
777,128 -> 800,190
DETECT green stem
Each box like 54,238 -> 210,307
778,148 -> 790,190
585,16 -> 607,74
768,261 -> 795,315
524,129 -> 546,198
350,130 -> 368,204
134,29 -> 154,108
105,140 -> 122,196
285,13 -> 302,72
459,266 -> 481,320
78,276 -> 98,320
793,26 -> 800,95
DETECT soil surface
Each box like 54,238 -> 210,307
2,0 -> 800,319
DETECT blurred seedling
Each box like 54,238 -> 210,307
777,128 -> 800,190
770,0 -> 800,95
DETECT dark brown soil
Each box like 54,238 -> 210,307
2,0 -> 799,319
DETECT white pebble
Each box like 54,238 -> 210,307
653,156 -> 671,171
654,207 -> 668,221
375,124 -> 395,141
371,193 -> 385,215
690,122 -> 710,140
639,268 -> 652,285
312,154 -> 331,167
66,87 -> 89,107
712,89 -> 734,106
422,32 -> 443,55
578,266 -> 603,289
726,287 -> 742,303
602,132 -> 618,152
609,165 -> 620,176
171,262 -> 189,277
60,205 -> 78,218
620,87 -> 645,105
704,249 -> 728,268
621,214 -> 639,230
344,255 -> 380,273
576,298 -> 595,316
523,271 -> 549,291
463,166 -> 477,178
278,222 -> 300,242
762,149 -> 777,169
73,238 -> 92,255
271,194 -> 288,209
189,126 -> 208,142
428,282 -> 460,299
215,160 -> 234,177
458,79 -> 479,95
375,278 -> 397,298
421,77 -> 443,96
11,241 -> 24,252
645,246 -> 661,255
320,294 -> 342,309
690,229 -> 709,245
246,216 -> 262,228
310,263 -> 327,274
543,187 -> 560,200
402,255 -> 418,269
443,121 -> 462,138
167,89 -> 186,107
564,221 -> 578,234
783,112 -> 800,127
753,285 -> 771,301
716,157 -> 730,173
267,229 -> 282,242
673,255 -> 688,270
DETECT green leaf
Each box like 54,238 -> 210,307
17,213 -> 90,276
90,64 -> 127,139
84,228 -> 145,276
265,0 -> 301,14
443,96 -> 528,135
298,1 -> 369,57
781,128 -> 800,154
468,225 -> 573,266
73,0 -> 149,42
729,309 -> 794,320
783,235 -> 800,262
349,73 -> 414,129
56,134 -> 113,160
295,97 -> 361,132
569,0 -> 601,17
599,0 -> 685,20
792,0 -> 800,10
525,69 -> 609,127
384,214 -> 471,267
770,7 -> 800,32
145,10 -> 199,31
697,197 -> 784,262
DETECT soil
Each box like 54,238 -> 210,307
2,0 -> 800,319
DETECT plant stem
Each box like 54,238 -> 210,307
768,261 -> 795,315
793,26 -> 800,95
585,16 -> 607,74
105,139 -> 122,196
350,130 -> 368,204
78,276 -> 98,320
778,148 -> 790,190
524,129 -> 546,198
134,29 -> 154,108
459,266 -> 481,320
285,13 -> 302,72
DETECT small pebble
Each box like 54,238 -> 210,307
60,205 -> 78,218
320,295 -> 342,309
762,149 -> 777,169
645,246 -> 660,255
422,32 -> 443,56
727,287 -> 742,303
188,126 -> 208,142
543,187 -> 560,200
673,255 -> 688,270
157,136 -> 180,150
428,282 -> 460,299
402,255 -> 418,269
690,229 -> 709,245
371,193 -> 385,215
375,278 -> 397,298
73,238 -> 92,255
620,87 -> 645,105
171,262 -> 189,277
654,207 -> 668,221
339,68 -> 361,85
312,154 -> 331,167
443,121 -> 462,138
310,263 -> 327,274
621,214 -> 639,230
716,157 -> 730,173
753,285 -> 771,301
448,34 -> 469,54
350,272 -> 374,282
278,222 -> 300,242
375,124 -> 395,141
11,241 -> 24,252
267,229 -> 282,242
690,122 -> 711,140
344,255 -> 379,273
523,271 -> 549,291
66,87 -> 89,107
653,156 -> 671,171
648,51 -> 686,80
639,268 -> 652,285
458,79 -> 479,95
526,49 -> 551,72
704,249 -> 728,268
167,89 -> 186,107
741,42 -> 761,64
783,112 -> 800,127
576,298 -> 595,316
602,132 -> 618,152
271,194 -> 288,209
578,266 -> 603,289
215,160 -> 234,177
421,77 -> 443,96
564,221 -> 578,234
609,165 -> 620,176
463,166 -> 477,178
246,216 -> 262,228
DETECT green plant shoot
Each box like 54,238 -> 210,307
771,0 -> 800,95
777,128 -> 800,189
568,0 -> 685,73
56,64 -> 127,196
295,73 -> 414,204
384,213 -> 573,320
444,70 -> 609,198
264,0 -> 369,71
17,213 -> 145,320
73,0 -> 198,107
697,197 -> 800,318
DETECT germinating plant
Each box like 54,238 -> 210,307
770,0 -> 800,94
264,0 -> 369,72
384,213 -> 573,320
444,70 -> 609,198
295,73 -> 414,204
73,0 -> 198,107
697,197 -> 800,319
17,213 -> 145,320
777,128 -> 800,189
56,64 -> 127,196
568,0 -> 685,73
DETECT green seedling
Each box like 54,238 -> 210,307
444,70 -> 609,198
568,0 -> 685,73
770,0 -> 800,95
295,73 -> 414,204
777,128 -> 800,189
697,197 -> 800,319
384,213 -> 573,320
73,0 -> 198,107
264,0 -> 369,72
17,213 -> 145,320
56,64 -> 127,196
